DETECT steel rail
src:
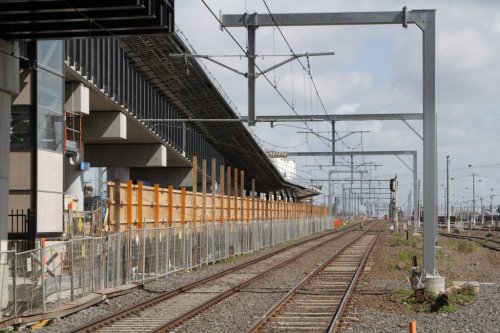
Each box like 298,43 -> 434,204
151,222 -> 377,333
328,226 -> 382,332
70,222 -> 360,333
438,233 -> 500,252
247,223 -> 381,332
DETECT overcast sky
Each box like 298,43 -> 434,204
175,0 -> 500,214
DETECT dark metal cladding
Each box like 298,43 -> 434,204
0,0 -> 175,40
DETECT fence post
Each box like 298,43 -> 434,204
211,159 -> 216,224
251,179 -> 256,223
154,184 -> 159,278
181,187 -> 186,225
192,156 -> 198,224
202,159 -> 208,264
226,166 -> 231,222
91,238 -> 95,291
142,225 -> 146,283
202,159 -> 207,224
220,165 -> 225,223
12,252 -> 17,317
70,240 -> 74,300
168,185 -> 173,227
240,170 -> 244,222
234,168 -> 238,222
173,223 -> 177,271
113,179 -> 121,232
138,181 -> 143,229
41,238 -> 46,313
165,223 -> 170,274
127,180 -> 133,228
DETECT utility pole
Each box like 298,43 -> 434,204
350,154 -> 353,217
446,155 -> 450,232
390,176 -> 398,233
480,197 -> 484,224
491,195 -> 495,226
472,173 -> 476,228
408,191 -> 412,225
328,170 -> 334,216
342,185 -> 345,219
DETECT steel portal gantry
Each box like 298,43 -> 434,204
287,150 -> 419,235
222,8 -> 437,275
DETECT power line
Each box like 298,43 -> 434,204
199,0 -> 332,169
261,0 -> 329,118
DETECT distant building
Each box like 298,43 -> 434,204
267,151 -> 297,181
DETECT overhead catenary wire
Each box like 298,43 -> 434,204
261,0 -> 330,118
199,0 -> 332,153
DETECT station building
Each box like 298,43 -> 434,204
1,1 -> 320,252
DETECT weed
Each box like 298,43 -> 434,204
441,238 -> 482,254
385,248 -> 421,270
391,285 -> 476,314
390,235 -> 405,247
389,234 -> 422,248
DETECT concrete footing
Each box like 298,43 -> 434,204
0,253 -> 11,315
426,274 -> 446,294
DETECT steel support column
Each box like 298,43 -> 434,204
413,151 -> 419,231
247,24 -> 257,126
331,121 -> 336,166
328,170 -> 333,215
419,11 -> 437,275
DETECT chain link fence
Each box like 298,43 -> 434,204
0,217 -> 331,322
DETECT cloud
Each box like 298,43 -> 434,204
175,0 -> 500,208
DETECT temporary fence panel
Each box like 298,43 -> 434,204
0,216 -> 334,324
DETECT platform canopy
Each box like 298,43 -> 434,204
0,0 -> 174,39
119,33 -> 317,198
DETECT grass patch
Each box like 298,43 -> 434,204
392,285 -> 477,314
385,248 -> 422,270
389,234 -> 422,248
222,251 -> 253,264
385,234 -> 423,270
441,238 -> 482,254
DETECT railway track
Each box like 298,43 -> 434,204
70,222 -> 372,333
439,233 -> 500,252
247,225 -> 381,333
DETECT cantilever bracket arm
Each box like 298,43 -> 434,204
401,119 -> 423,140
257,52 -> 335,76
169,53 -> 247,77
394,154 -> 413,173
169,51 -> 334,78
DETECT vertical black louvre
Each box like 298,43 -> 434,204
64,37 -> 225,170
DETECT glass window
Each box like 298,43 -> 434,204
37,69 -> 63,114
37,41 -> 63,74
10,106 -> 32,149
37,41 -> 64,152
37,107 -> 63,152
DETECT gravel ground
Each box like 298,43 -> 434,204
171,230 -> 368,332
39,227 -> 350,332
342,284 -> 500,333
341,226 -> 500,333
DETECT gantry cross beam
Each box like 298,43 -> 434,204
289,150 -> 419,243
222,8 -> 436,275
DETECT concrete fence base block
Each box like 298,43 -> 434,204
0,262 -> 11,310
426,274 -> 446,294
